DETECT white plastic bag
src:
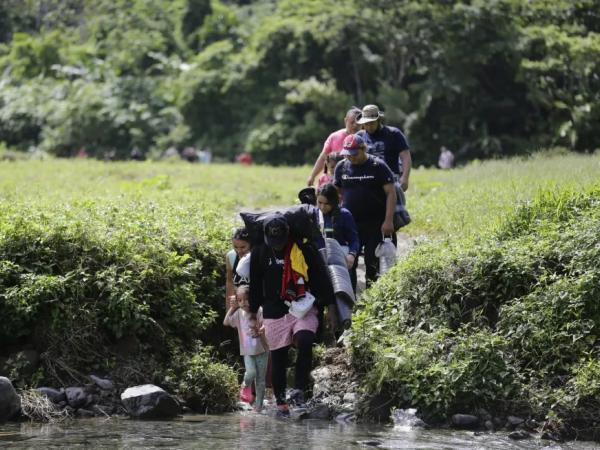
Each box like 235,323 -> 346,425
287,292 -> 316,319
374,237 -> 397,275
236,253 -> 251,280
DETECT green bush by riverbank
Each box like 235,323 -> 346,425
351,171 -> 600,438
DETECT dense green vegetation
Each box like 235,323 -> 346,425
350,152 -> 600,438
0,1 -> 599,165
1,152 -> 599,427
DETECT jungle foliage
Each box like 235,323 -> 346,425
0,0 -> 599,164
351,181 -> 600,438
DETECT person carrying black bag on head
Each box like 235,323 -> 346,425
248,213 -> 334,416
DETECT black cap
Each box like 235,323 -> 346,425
298,187 -> 316,205
263,214 -> 290,249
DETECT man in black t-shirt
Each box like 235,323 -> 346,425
333,134 -> 397,285
356,104 -> 412,192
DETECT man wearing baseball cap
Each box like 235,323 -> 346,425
356,104 -> 412,192
333,133 -> 397,286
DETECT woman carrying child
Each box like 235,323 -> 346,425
223,284 -> 268,412
317,183 -> 360,291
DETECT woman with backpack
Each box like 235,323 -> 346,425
317,183 -> 360,291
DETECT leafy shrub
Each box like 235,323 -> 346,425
351,182 -> 600,429
167,344 -> 238,413
0,193 -> 230,388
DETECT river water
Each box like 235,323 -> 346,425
0,413 -> 597,449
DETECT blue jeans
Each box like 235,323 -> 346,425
243,352 -> 269,410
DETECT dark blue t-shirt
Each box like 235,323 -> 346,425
358,126 -> 409,176
333,155 -> 394,225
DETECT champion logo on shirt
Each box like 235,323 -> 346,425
341,174 -> 376,181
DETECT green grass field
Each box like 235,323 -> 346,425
2,149 -> 598,239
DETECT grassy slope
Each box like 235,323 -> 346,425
349,150 -> 600,438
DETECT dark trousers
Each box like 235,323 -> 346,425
356,222 -> 397,286
270,330 -> 314,405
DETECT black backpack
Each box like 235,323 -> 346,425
240,204 -> 322,246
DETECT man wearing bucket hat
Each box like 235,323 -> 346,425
306,107 -> 362,187
356,104 -> 412,192
333,133 -> 397,286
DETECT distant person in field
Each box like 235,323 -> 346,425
356,104 -> 412,192
334,134 -> 397,286
317,152 -> 342,188
237,152 -> 253,165
438,146 -> 455,169
306,107 -> 361,187
225,228 -> 252,310
130,146 -> 145,161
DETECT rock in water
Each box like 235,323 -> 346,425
306,404 -> 331,420
65,387 -> 91,409
508,430 -> 530,440
451,414 -> 479,429
0,377 -> 21,422
89,375 -> 114,391
36,387 -> 66,404
120,385 -> 180,419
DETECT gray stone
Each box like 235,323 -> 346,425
120,384 -> 180,419
508,430 -> 530,440
0,377 -> 21,422
476,408 -> 492,422
356,440 -> 383,447
75,408 -> 95,418
335,413 -> 355,423
507,415 -> 525,427
37,387 -> 66,404
484,420 -> 494,431
289,407 -> 308,421
306,404 -> 330,420
65,387 -> 91,409
89,375 -> 114,391
451,414 -> 479,428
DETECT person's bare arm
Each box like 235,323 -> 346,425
225,255 -> 234,309
382,183 -> 397,236
223,297 -> 238,326
399,149 -> 412,191
307,150 -> 327,186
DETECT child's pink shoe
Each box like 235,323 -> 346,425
240,385 -> 253,403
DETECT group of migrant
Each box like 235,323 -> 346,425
238,202 -> 355,335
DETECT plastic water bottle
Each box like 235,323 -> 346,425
375,237 -> 397,275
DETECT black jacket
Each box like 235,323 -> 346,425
249,240 -> 335,319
